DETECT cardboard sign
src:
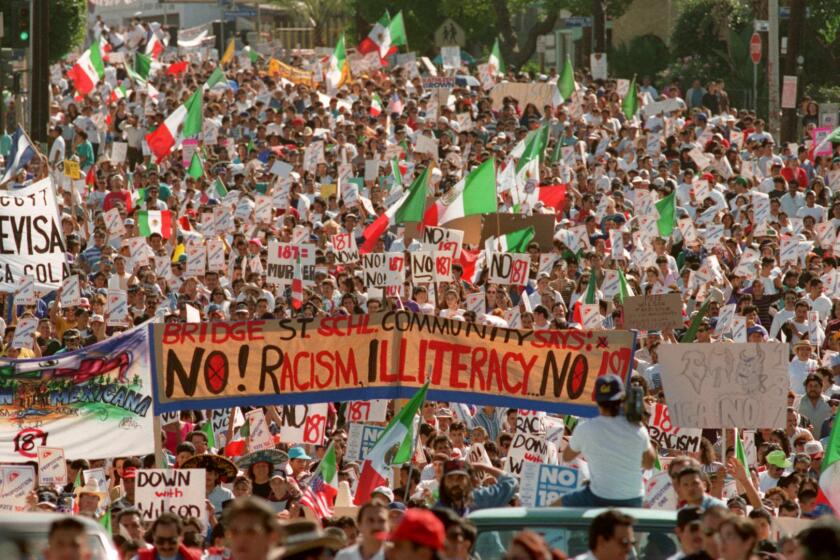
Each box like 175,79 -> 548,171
647,403 -> 702,452
622,293 -> 684,331
106,289 -> 129,327
63,160 -> 81,180
519,462 -> 580,506
489,83 -> 556,112
12,317 -> 37,349
104,208 -> 126,238
332,233 -> 359,264
345,400 -> 388,423
37,447 -> 68,486
505,430 -> 547,475
136,469 -> 206,523
658,343 -> 788,429
488,253 -> 530,286
0,465 -> 36,512
344,423 -> 386,462
280,404 -> 328,445
644,470 -> 677,510
467,442 -> 492,466
266,241 -> 316,286
422,226 -> 463,258
15,275 -> 36,306
245,408 -> 274,451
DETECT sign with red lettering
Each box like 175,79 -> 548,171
151,315 -> 636,416
280,404 -> 328,445
647,403 -> 702,453
505,430 -> 546,475
331,233 -> 359,264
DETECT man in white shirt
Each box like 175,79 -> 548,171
804,278 -> 833,324
555,374 -> 655,507
48,125 -> 66,170
335,503 -> 387,560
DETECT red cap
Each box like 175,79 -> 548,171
389,509 -> 445,551
122,467 -> 138,479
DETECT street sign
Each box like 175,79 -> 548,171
564,16 -> 593,28
224,6 -> 256,20
750,33 -> 761,65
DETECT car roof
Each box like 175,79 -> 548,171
0,512 -> 105,532
468,507 -> 677,525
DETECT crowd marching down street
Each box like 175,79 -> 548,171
2,10 -> 840,560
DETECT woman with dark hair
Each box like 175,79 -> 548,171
718,516 -> 758,560
505,530 -> 567,560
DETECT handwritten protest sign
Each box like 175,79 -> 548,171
344,423 -> 386,462
647,403 -> 701,452
467,442 -> 492,466
519,463 -> 580,506
136,469 -> 206,523
12,317 -> 37,349
0,465 -> 36,512
505,430 -> 547,474
280,404 -> 328,445
345,400 -> 388,423
37,447 -> 68,485
267,242 -> 316,286
488,253 -> 530,286
332,233 -> 359,264
622,294 -> 684,331
659,343 -> 788,429
422,226 -> 463,258
151,314 -> 636,415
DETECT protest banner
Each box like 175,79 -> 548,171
622,294 -> 684,331
489,83 -> 556,111
505,430 -> 547,474
37,446 -> 68,485
647,403 -> 702,452
0,325 -> 154,461
267,58 -> 315,87
267,241 -> 316,286
658,343 -> 788,429
516,409 -> 546,434
279,403 -> 328,445
136,469 -> 206,523
344,423 -> 386,462
151,314 -> 636,416
345,400 -> 388,423
0,465 -> 36,512
518,463 -> 581,506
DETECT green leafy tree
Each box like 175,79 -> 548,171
269,0 -> 349,47
51,0 -> 87,65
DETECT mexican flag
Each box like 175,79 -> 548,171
109,83 -> 128,103
655,190 -> 676,237
680,300 -> 711,342
146,33 -> 165,59
622,76 -> 639,120
616,269 -> 633,304
210,177 -> 228,199
489,38 -> 505,75
354,382 -> 429,505
486,226 -> 534,253
134,52 -> 152,81
291,251 -> 304,310
516,124 -> 549,172
370,93 -> 383,117
818,413 -> 840,513
423,159 -> 497,226
360,167 -> 429,253
166,60 -> 189,76
137,210 -> 172,238
187,152 -> 204,180
558,55 -> 576,101
358,11 -> 407,62
145,89 -> 202,161
201,421 -> 217,450
326,35 -> 350,90
204,67 -> 225,90
68,43 -> 105,97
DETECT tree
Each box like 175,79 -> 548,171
50,0 -> 86,65
268,0 -> 349,47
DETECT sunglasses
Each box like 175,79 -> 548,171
154,537 -> 178,545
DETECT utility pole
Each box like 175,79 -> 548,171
767,0 -> 781,141
30,0 -> 48,144
592,0 -> 607,53
780,0 -> 805,143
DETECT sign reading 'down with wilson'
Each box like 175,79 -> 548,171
622,293 -> 684,331
150,313 -> 636,416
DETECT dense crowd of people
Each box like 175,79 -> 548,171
2,14 -> 840,560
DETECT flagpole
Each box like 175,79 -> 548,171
403,405 -> 424,503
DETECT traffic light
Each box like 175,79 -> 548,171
1,0 -> 30,49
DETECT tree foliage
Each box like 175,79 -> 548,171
51,0 -> 87,65
609,34 -> 669,81
268,0 -> 349,46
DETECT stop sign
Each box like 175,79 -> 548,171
750,33 -> 762,64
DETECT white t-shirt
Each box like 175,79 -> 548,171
335,544 -> 385,560
568,415 -> 649,500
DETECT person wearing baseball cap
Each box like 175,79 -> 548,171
673,506 -> 704,558
386,508 -> 445,560
554,374 -> 655,508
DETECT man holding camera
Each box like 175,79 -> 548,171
554,374 -> 655,507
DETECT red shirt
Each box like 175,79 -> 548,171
103,190 -> 133,213
781,167 -> 809,187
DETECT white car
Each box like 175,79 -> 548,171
0,512 -> 120,560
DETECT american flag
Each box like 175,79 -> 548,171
301,472 -> 338,519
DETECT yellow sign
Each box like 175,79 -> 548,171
267,58 -> 315,87
63,160 -> 81,180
